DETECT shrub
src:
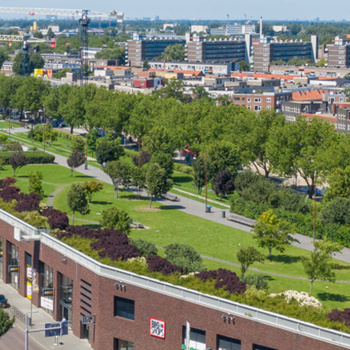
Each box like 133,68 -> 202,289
42,208 -> 69,230
147,255 -> 183,275
99,207 -> 131,234
4,142 -> 22,151
244,274 -> 268,290
132,239 -> 158,257
132,150 -> 151,167
165,243 -> 204,274
196,268 -> 246,295
328,309 -> 350,327
15,192 -> 42,212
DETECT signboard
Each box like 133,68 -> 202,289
8,265 -> 18,273
34,69 -> 52,79
41,297 -> 54,311
45,319 -> 68,337
42,288 -> 54,296
32,268 -> 39,293
149,318 -> 165,339
82,315 -> 94,325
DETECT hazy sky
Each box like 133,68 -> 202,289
0,0 -> 349,21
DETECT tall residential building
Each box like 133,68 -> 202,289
126,36 -> 186,67
327,36 -> 350,68
210,21 -> 256,36
186,38 -> 247,64
253,35 -> 318,72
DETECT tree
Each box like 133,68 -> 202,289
193,156 -> 206,195
132,150 -> 151,167
12,52 -> 28,75
236,247 -> 265,279
95,138 -> 124,164
28,53 -> 45,74
103,160 -> 132,197
47,28 -> 55,39
214,170 -> 235,199
67,151 -> 85,176
146,163 -> 173,208
267,117 -> 337,198
253,210 -> 295,259
142,59 -> 150,69
87,129 -> 99,156
28,171 -> 44,197
165,243 -> 204,274
302,241 -> 337,296
239,60 -> 249,71
0,309 -> 14,337
155,79 -> 188,103
150,151 -> 174,178
100,207 -> 131,234
143,125 -> 175,156
33,31 -> 44,39
0,49 -> 8,70
161,44 -> 185,61
131,166 -> 146,195
67,183 -> 88,225
325,166 -> 350,201
132,239 -> 157,257
9,152 -> 29,176
72,136 -> 85,152
83,181 -> 103,203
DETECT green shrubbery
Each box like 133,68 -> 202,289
0,151 -> 55,164
230,171 -> 350,247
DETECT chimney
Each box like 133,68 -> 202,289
259,17 -> 263,39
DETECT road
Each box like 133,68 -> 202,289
0,324 -> 45,350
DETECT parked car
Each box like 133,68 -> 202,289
0,294 -> 9,308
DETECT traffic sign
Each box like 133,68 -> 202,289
45,318 -> 68,337
82,315 -> 94,324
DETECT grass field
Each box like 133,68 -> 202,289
1,148 -> 350,311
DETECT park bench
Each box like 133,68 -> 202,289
162,194 -> 180,202
226,214 -> 256,227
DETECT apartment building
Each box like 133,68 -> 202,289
253,35 -> 318,72
327,36 -> 350,68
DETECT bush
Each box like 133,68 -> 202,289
15,192 -> 42,212
4,142 -> 22,151
0,151 -> 55,164
328,308 -> 350,327
147,255 -> 183,275
42,208 -> 69,230
132,150 -> 151,167
244,274 -> 268,290
132,239 -> 157,257
196,268 -> 246,295
99,207 -> 131,234
165,243 -> 204,274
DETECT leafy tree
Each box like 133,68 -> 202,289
214,170 -> 235,199
321,198 -> 350,225
131,166 -> 146,195
47,28 -> 55,39
165,243 -> 204,274
67,183 -> 89,224
103,160 -> 132,197
142,59 -> 150,69
236,247 -> 265,279
28,53 -> 45,74
95,138 -> 124,164
132,239 -> 157,257
95,47 -> 125,64
193,156 -> 206,195
244,274 -> 268,290
316,58 -> 327,67
146,163 -> 173,207
0,308 -> 14,336
67,151 -> 85,176
87,129 -> 99,156
33,31 -> 44,39
0,75 -> 21,119
161,43 -> 185,61
143,125 -> 175,156
100,207 -> 131,234
28,171 -> 44,197
239,60 -> 249,71
302,240 -> 338,295
72,136 -> 85,152
155,79 -> 188,103
267,117 -> 337,198
132,150 -> 151,167
253,210 -> 295,259
0,49 -> 8,70
9,152 -> 29,176
325,166 -> 350,201
83,181 -> 103,203
150,151 -> 174,178
12,52 -> 29,75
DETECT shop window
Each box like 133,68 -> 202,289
182,327 -> 206,350
218,335 -> 241,350
114,296 -> 135,320
114,338 -> 134,350
253,345 -> 277,350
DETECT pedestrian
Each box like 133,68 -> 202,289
102,162 -> 106,168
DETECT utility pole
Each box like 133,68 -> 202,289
205,151 -> 208,212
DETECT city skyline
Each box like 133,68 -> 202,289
0,0 -> 349,22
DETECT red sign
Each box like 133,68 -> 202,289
149,318 -> 165,339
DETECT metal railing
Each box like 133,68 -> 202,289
41,232 -> 350,349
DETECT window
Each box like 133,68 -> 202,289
254,105 -> 261,111
217,335 -> 241,350
183,327 -> 206,350
114,338 -> 134,350
114,297 -> 135,320
247,98 -> 251,102
253,345 -> 277,350
266,98 -> 271,103
254,98 -> 261,103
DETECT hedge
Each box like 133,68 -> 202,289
0,151 -> 55,164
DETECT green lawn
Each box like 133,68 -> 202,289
1,157 -> 350,311
0,122 -> 22,129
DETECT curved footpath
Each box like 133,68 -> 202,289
37,149 -> 350,266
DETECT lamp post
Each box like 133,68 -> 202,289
85,135 -> 88,170
205,151 -> 208,213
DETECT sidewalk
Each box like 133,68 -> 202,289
0,281 -> 91,350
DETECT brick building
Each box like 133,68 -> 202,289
0,209 -> 350,350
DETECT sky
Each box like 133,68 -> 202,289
0,0 -> 349,22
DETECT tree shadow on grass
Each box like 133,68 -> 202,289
91,201 -> 112,206
332,263 -> 350,271
317,292 -> 350,303
268,254 -> 302,264
159,205 -> 185,210
173,175 -> 193,185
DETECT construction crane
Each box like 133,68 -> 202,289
0,7 -> 124,23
